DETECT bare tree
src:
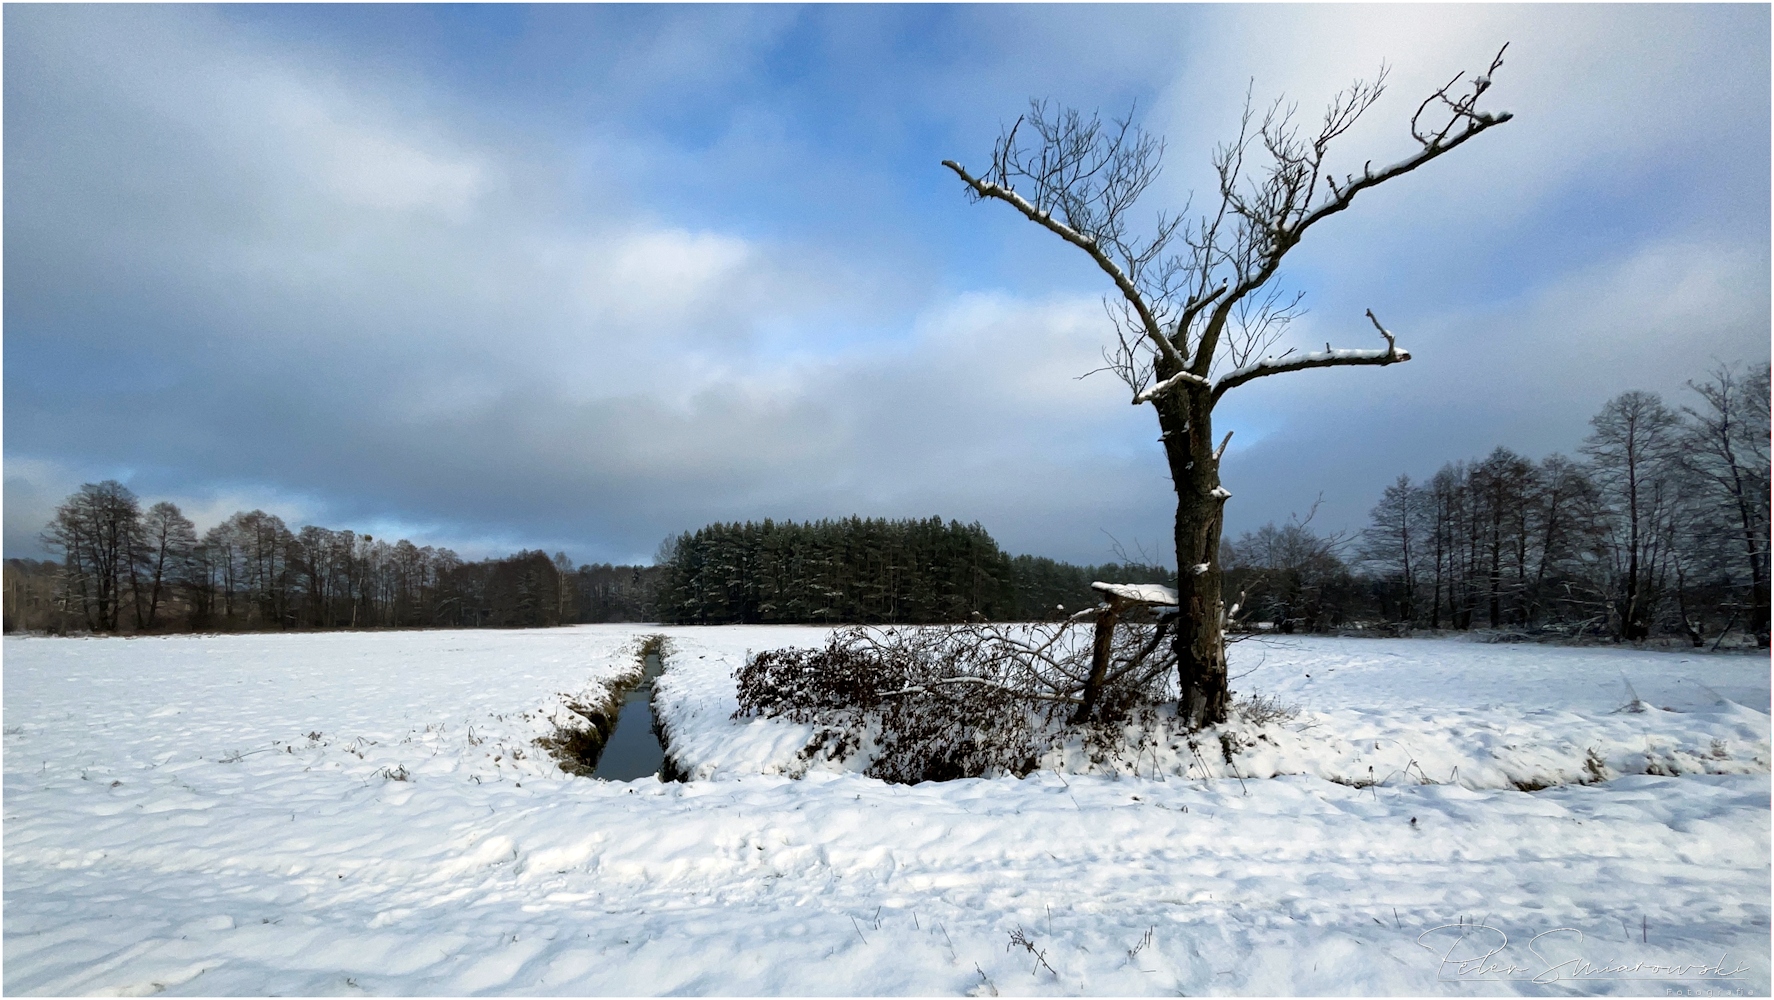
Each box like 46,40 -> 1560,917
1526,453 -> 1605,625
1469,447 -> 1535,627
1680,363 -> 1771,647
1223,513 -> 1352,633
138,501 -> 197,629
945,48 -> 1512,725
44,481 -> 143,632
1583,391 -> 1684,641
1424,462 -> 1468,629
1360,475 -> 1423,624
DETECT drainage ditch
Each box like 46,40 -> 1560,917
537,635 -> 677,780
591,648 -> 668,780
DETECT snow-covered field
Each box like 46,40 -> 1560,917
5,626 -> 1768,995
661,629 -> 1773,790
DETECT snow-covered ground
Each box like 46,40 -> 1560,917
5,626 -> 1768,995
663,630 -> 1772,790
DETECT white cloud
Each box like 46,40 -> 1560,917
315,128 -> 495,218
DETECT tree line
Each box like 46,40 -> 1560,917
11,365 -> 1763,645
9,499 -> 1167,634
651,516 -> 1172,625
1227,364 -> 1769,647
7,492 -> 658,633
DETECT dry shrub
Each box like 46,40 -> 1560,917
1233,691 -> 1299,726
735,617 -> 1176,783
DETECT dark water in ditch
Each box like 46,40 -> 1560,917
592,651 -> 667,780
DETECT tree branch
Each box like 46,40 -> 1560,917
1293,107 -> 1510,240
1211,309 -> 1411,404
880,675 -> 1082,704
1191,47 -> 1511,378
942,158 -> 1188,372
1132,366 -> 1210,404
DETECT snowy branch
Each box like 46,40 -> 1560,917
1131,367 -> 1210,405
1291,46 -> 1512,248
1090,581 -> 1179,605
1210,309 -> 1411,404
1188,47 -> 1510,386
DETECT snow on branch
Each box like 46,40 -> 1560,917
1293,45 -> 1511,243
1210,309 -> 1411,404
1090,581 -> 1179,606
1131,367 -> 1209,405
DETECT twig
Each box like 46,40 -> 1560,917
1007,925 -> 1057,976
1127,925 -> 1155,962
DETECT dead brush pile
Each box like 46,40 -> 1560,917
733,617 -> 1177,783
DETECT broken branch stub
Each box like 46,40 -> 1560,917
1075,581 -> 1179,723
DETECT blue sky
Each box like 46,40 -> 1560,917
6,4 -> 1769,567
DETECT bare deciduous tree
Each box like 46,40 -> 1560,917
1680,363 -> 1771,647
946,48 -> 1513,725
138,501 -> 197,630
45,481 -> 143,632
1361,475 -> 1422,624
1583,390 -> 1684,641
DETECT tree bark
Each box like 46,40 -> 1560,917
1160,386 -> 1229,728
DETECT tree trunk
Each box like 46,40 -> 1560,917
1161,389 -> 1229,728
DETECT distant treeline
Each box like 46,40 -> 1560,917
1227,365 -> 1769,647
6,501 -> 1165,634
6,496 -> 658,634
652,516 -> 1173,624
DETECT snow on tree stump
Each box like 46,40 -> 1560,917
1089,582 -> 1180,608
1074,582 -> 1179,723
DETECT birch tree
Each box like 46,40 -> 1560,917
945,48 -> 1512,725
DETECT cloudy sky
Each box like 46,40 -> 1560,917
6,4 -> 1768,567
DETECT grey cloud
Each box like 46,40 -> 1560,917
1215,233 -> 1771,538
